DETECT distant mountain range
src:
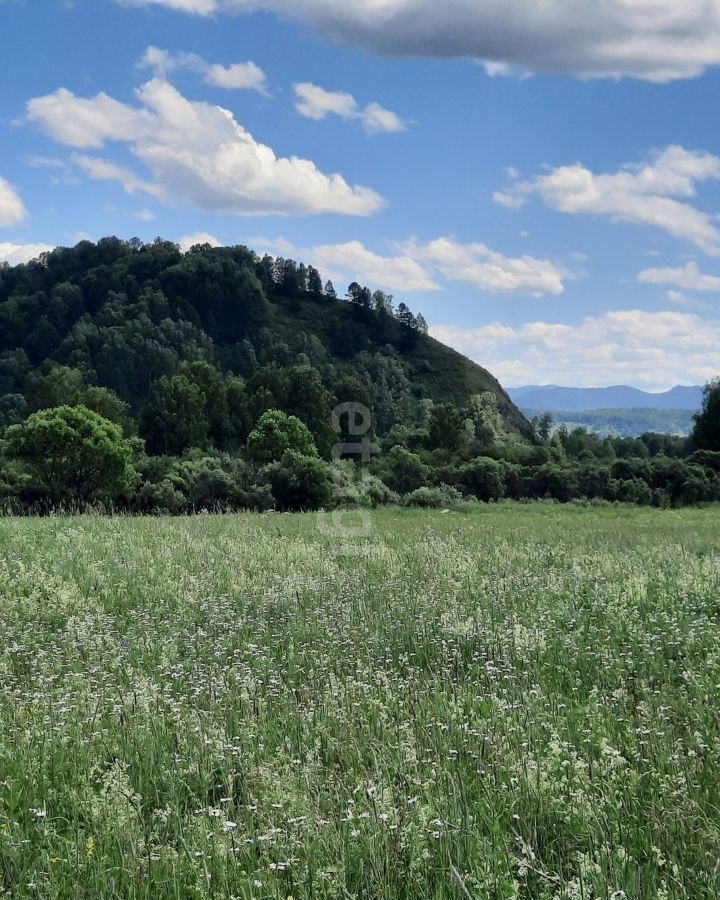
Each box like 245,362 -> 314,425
509,384 -> 704,413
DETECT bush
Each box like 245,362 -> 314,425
403,484 -> 463,509
460,457 -> 506,501
4,405 -> 137,504
265,450 -> 333,511
246,409 -> 318,464
382,445 -> 429,494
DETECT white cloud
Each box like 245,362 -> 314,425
122,0 -> 216,13
26,79 -> 384,217
499,147 -> 720,255
139,46 -> 268,93
179,231 -> 222,251
0,241 -> 54,265
309,240 -> 439,292
359,102 -> 406,135
71,153 -> 162,197
407,237 -> 566,296
118,0 -> 720,83
293,83 -> 406,134
26,154 -> 79,186
204,62 -> 267,92
253,235 -> 566,296
665,289 -> 712,311
293,83 -> 357,121
27,89 -> 148,150
138,46 -> 202,78
0,177 -> 27,227
638,260 -> 720,292
432,309 -> 720,389
492,191 -> 526,210
135,207 -> 157,221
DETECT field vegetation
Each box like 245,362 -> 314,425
1,505 -> 719,898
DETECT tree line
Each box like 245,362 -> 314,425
0,237 -> 718,513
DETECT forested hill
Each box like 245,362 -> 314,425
0,237 -> 529,449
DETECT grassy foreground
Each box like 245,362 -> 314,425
1,506 -> 719,899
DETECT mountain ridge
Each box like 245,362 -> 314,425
509,384 -> 704,412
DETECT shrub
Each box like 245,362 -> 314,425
265,450 -> 333,511
403,484 -> 463,509
246,410 -> 318,464
460,457 -> 506,501
4,405 -> 136,504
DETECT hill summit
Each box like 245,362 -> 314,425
0,237 -> 529,444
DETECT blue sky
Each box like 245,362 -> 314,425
2,0 -> 720,389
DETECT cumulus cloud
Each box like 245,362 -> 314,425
638,260 -> 720,292
406,237 -> 566,296
0,177 -> 27,227
119,0 -> 720,83
293,83 -> 406,134
0,241 -> 54,265
432,309 -> 720,389
498,147 -> 720,255
254,235 -> 566,296
178,231 -> 223,251
205,62 -> 267,91
138,46 -> 268,93
309,240 -> 439,292
26,79 -> 384,217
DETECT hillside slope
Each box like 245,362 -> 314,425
0,237 -> 529,439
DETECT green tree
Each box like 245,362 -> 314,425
460,457 -> 506,501
383,445 -> 428,494
691,379 -> 720,452
141,374 -> 208,455
246,410 -> 318,464
428,403 -> 466,452
265,450 -> 332,511
307,266 -> 323,295
5,405 -> 135,503
24,364 -> 134,434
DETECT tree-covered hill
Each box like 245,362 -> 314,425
0,236 -> 528,440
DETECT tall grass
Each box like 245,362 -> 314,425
0,505 -> 719,898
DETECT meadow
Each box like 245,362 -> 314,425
0,505 -> 719,899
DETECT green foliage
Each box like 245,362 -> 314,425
427,402 -> 466,452
4,405 -> 135,503
383,445 -> 429,494
1,238 -> 718,510
141,374 -> 209,455
691,379 -> 720,451
264,449 -> 332,511
460,456 -> 506,501
24,364 -> 134,434
246,409 -> 318,464
403,483 -> 463,508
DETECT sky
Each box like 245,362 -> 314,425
2,0 -> 720,390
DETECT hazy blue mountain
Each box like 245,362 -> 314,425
519,408 -> 696,438
510,384 -> 704,413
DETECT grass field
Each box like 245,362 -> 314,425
1,505 -> 719,899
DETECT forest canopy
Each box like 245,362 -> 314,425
0,237 -> 718,512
